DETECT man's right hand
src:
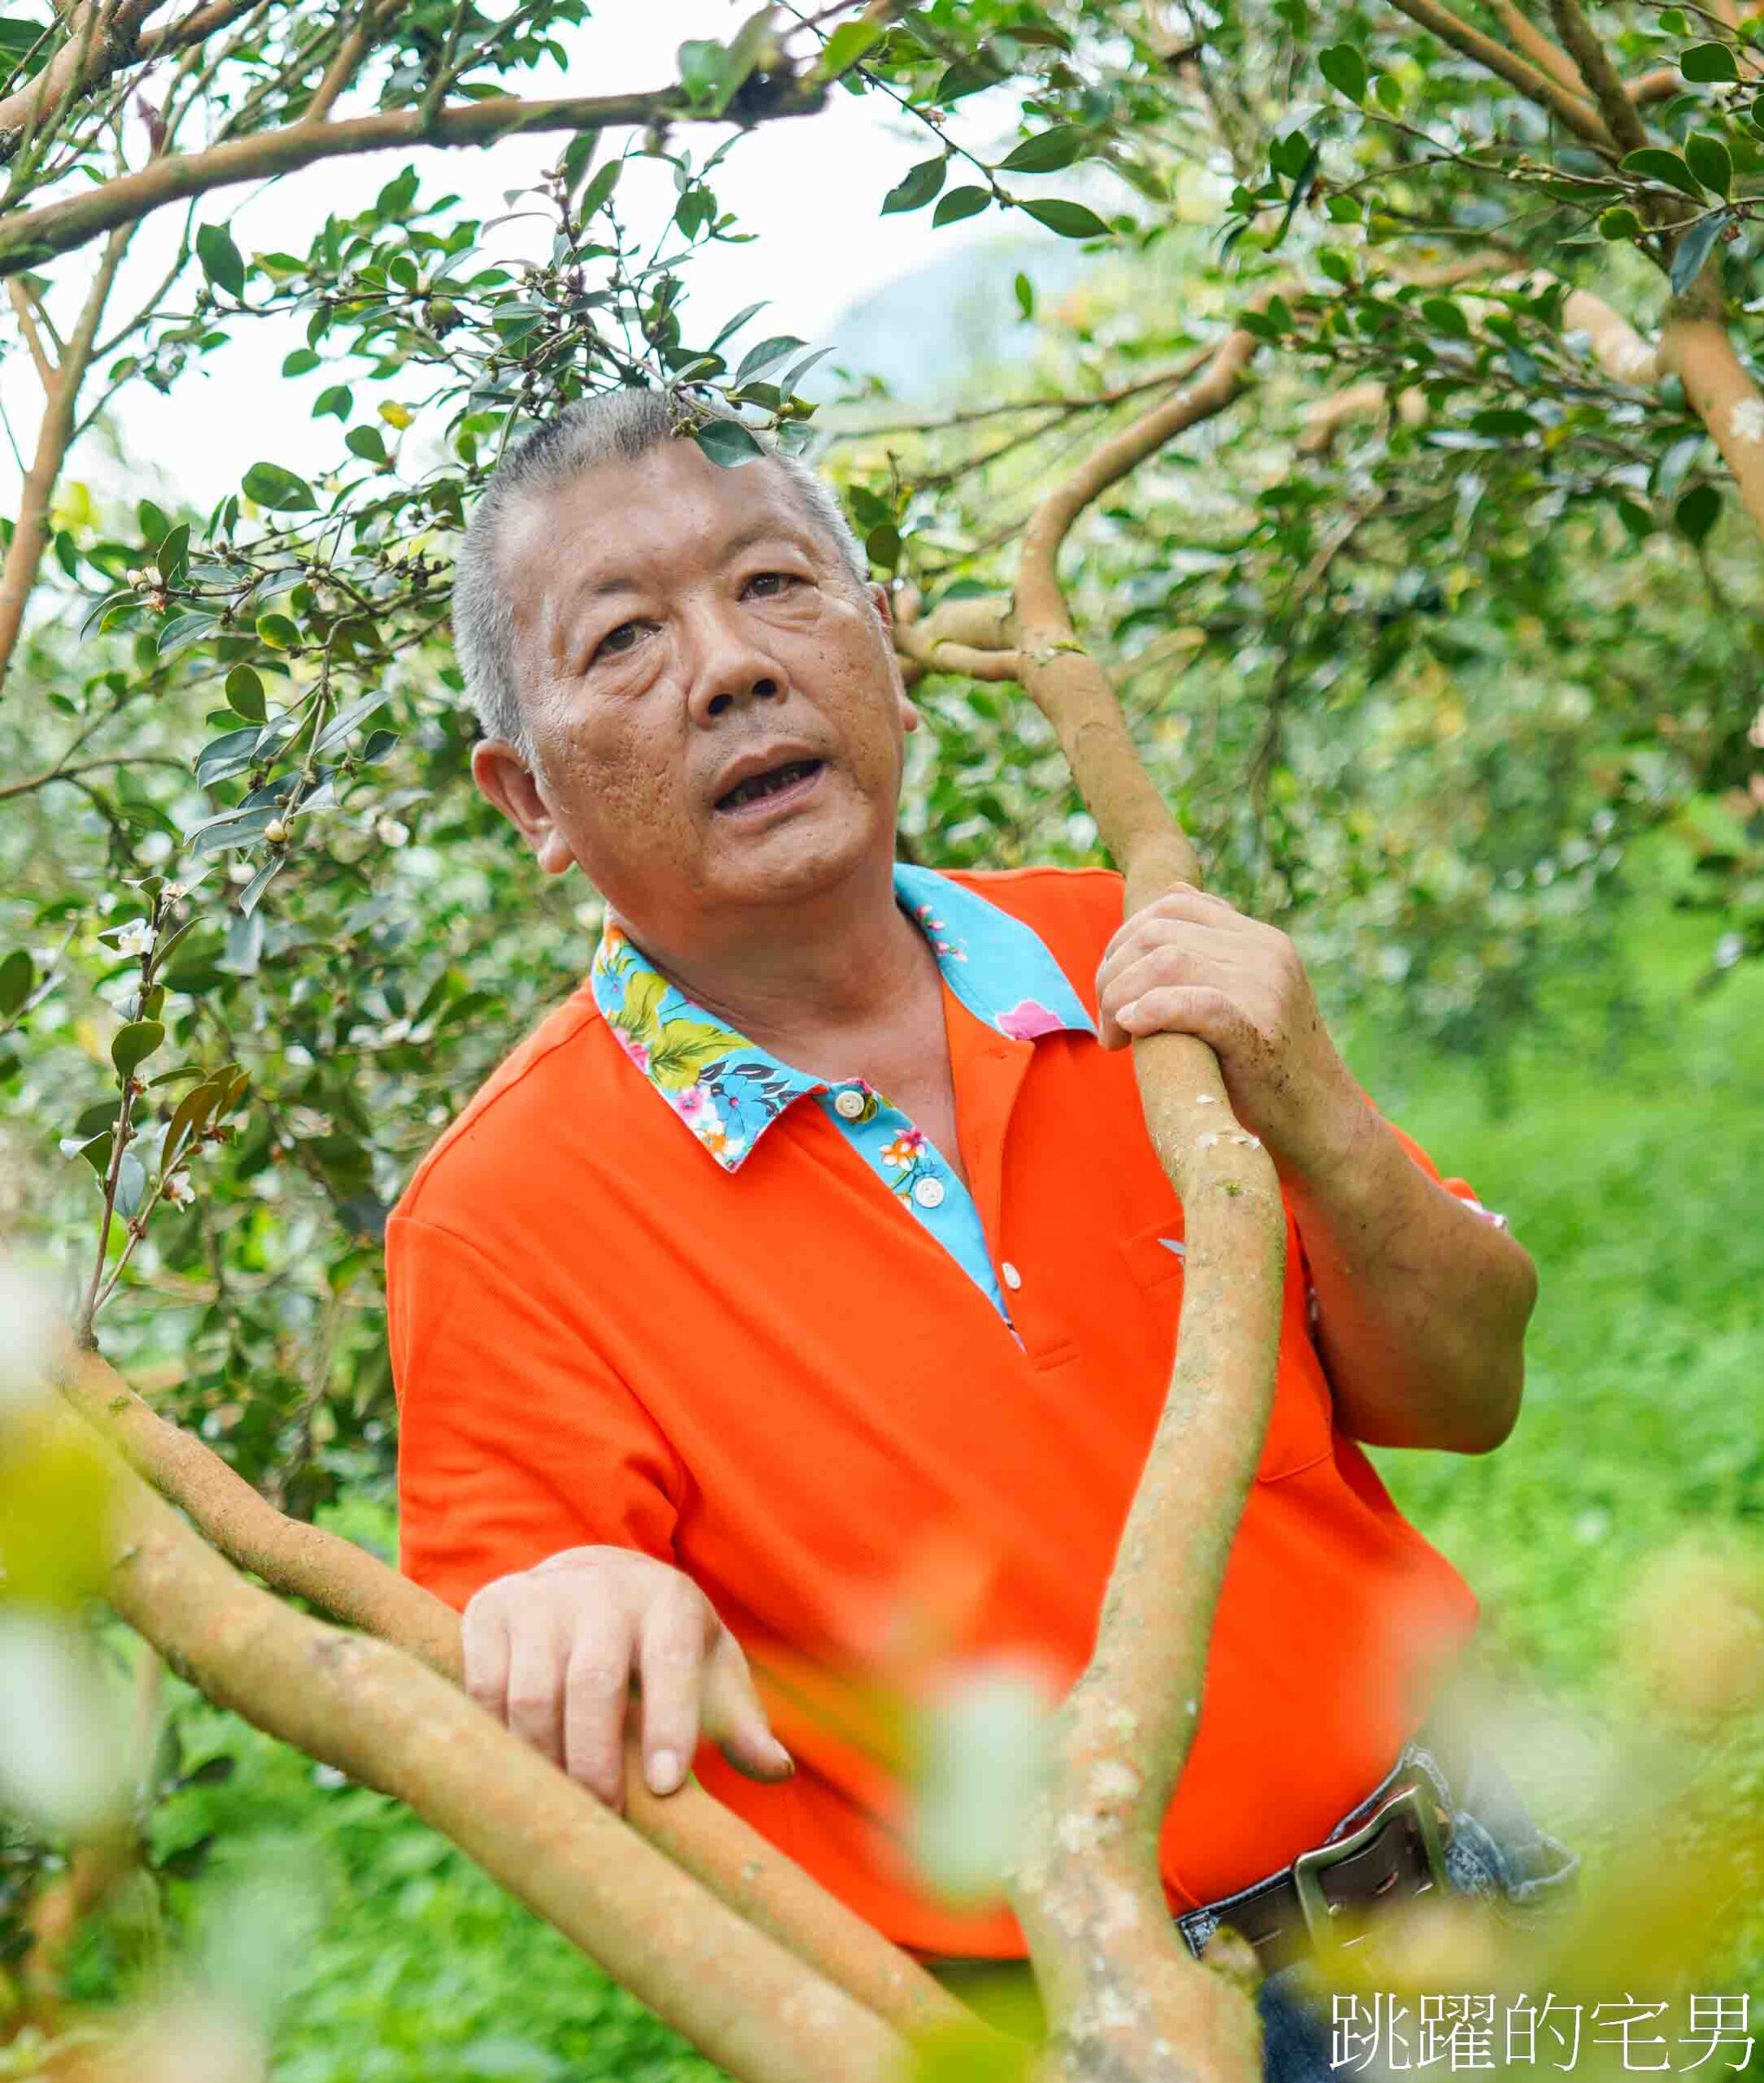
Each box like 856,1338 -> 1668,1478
461,1545 -> 793,1810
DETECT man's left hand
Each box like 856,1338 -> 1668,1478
1095,884 -> 1363,1184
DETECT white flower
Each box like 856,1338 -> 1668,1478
162,1172 -> 195,1207
113,918 -> 155,959
375,816 -> 410,848
378,1017 -> 411,1046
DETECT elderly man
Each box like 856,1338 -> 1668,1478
388,389 -> 1575,2074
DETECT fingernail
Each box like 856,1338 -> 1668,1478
648,1748 -> 683,1795
769,1740 -> 794,1777
1119,999 -> 1143,1024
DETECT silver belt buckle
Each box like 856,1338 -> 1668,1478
1291,1782 -> 1451,1950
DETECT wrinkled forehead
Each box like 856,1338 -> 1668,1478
497,441 -> 832,607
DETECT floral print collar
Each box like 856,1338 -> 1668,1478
589,864 -> 1097,1173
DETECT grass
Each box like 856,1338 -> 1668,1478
62,895 -> 1764,2080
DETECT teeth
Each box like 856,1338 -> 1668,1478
723,759 -> 813,809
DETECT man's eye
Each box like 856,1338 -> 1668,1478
744,572 -> 800,599
593,621 -> 643,662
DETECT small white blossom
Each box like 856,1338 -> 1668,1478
1730,397 -> 1764,448
113,918 -> 155,959
375,815 -> 410,848
379,1017 -> 412,1046
1714,932 -> 1746,970
162,1172 -> 195,1207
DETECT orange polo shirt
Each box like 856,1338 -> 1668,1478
390,863 -> 1482,1957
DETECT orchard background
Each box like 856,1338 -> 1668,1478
0,0 -> 1761,2076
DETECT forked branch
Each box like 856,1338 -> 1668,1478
55,1349 -> 971,2050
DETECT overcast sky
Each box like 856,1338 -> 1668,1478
3,1 -> 1040,515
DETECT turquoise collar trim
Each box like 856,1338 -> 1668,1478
590,864 -> 1095,1173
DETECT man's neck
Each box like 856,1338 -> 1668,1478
614,857 -> 940,1064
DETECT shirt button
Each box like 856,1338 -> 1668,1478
1001,1260 -> 1023,1290
912,1175 -> 945,1208
832,1089 -> 865,1120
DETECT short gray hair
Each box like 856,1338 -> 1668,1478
452,389 -> 869,753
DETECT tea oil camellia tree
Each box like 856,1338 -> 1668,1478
2,0 -> 1762,2077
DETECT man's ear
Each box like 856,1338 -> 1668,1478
870,582 -> 922,736
471,740 -> 576,876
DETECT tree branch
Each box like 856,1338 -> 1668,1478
1544,0 -> 1650,155
0,76 -> 825,276
7,276 -> 57,386
35,1391 -> 910,2083
54,1347 -> 972,2050
1486,0 -> 1595,98
1384,0 -> 1614,145
0,224 -> 129,690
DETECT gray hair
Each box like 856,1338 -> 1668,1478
452,388 -> 870,753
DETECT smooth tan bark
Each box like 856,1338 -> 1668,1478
55,1349 -> 969,2048
30,1400 -> 910,2083
0,228 -> 128,692
897,322 -> 1284,2082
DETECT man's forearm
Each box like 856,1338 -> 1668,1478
1284,1104 -> 1538,1455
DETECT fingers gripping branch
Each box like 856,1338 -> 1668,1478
53,1350 -> 969,2051
892,319 -> 1282,2080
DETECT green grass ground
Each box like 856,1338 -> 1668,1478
71,897 -> 1764,2081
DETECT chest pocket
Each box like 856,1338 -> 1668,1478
1119,1212 -> 1334,1483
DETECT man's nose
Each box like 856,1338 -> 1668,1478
683,607 -> 786,725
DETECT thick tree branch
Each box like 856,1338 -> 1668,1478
0,1 -> 294,157
892,316 -> 1282,2081
34,1393 -> 908,2083
54,1348 -> 972,2049
1487,0 -> 1594,99
1659,283 -> 1764,544
1544,0 -> 1650,155
1384,0 -> 1614,145
0,76 -> 824,277
0,225 -> 129,690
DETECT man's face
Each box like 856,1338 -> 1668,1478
474,439 -> 919,945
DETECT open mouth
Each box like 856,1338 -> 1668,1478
714,758 -> 825,814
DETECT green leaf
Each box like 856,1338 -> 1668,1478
346,425 -> 388,464
866,523 -> 902,569
195,222 -> 245,299
156,610 -> 220,658
1019,198 -> 1111,239
579,159 -> 622,219
194,727 -> 261,786
694,419 -> 763,468
225,664 -> 266,722
241,461 -> 317,512
314,692 -> 387,753
1015,270 -> 1034,319
314,383 -> 352,421
0,949 -> 33,1018
1599,205 -> 1646,240
255,612 -> 300,649
818,18 -> 883,77
154,522 -> 190,586
281,347 -> 319,378
112,1020 -> 165,1080
1671,207 -> 1730,293
1675,481 -> 1722,543
1680,40 -> 1740,81
998,128 -> 1085,173
734,334 -> 805,386
1621,146 -> 1707,199
932,185 -> 992,227
238,857 -> 284,918
882,156 -> 947,214
1375,72 -> 1402,111
1684,131 -> 1732,195
1319,43 -> 1367,102
1421,295 -> 1471,338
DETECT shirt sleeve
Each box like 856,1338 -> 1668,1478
388,1211 -> 683,1614
1380,1117 -> 1510,1231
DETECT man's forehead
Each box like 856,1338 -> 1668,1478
502,442 -> 817,587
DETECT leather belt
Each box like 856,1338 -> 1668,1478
1177,1766 -> 1455,1977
